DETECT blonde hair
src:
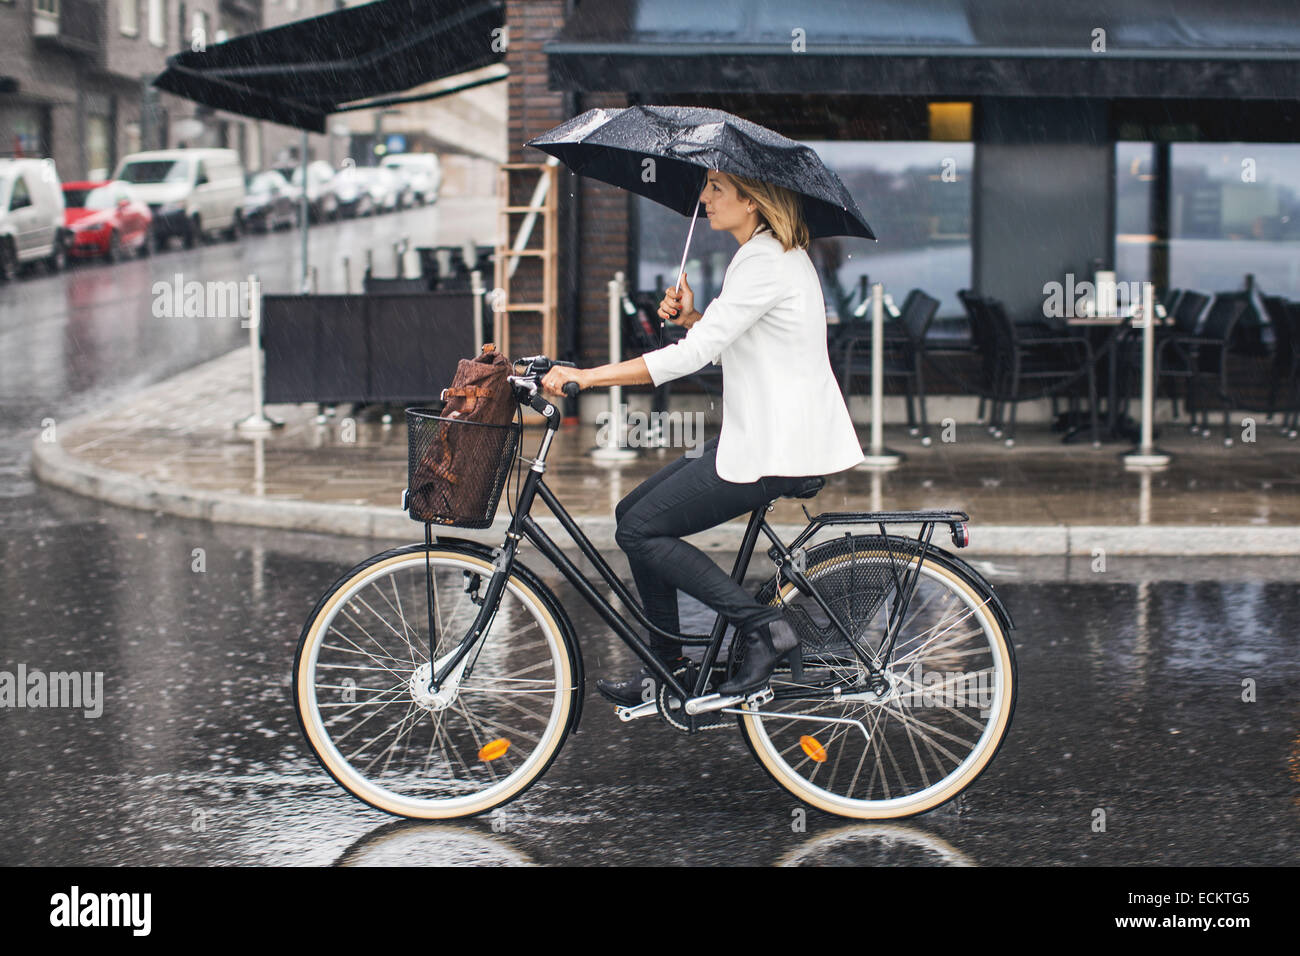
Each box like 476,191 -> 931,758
725,171 -> 810,251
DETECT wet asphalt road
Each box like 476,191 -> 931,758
1,207 -> 1298,866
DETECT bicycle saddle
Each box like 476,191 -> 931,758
782,476 -> 825,500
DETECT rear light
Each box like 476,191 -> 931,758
951,522 -> 970,548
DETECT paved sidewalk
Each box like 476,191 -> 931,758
30,346 -> 1300,554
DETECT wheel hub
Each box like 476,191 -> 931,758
409,661 -> 457,712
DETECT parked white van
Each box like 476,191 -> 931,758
114,148 -> 246,248
0,158 -> 67,280
382,153 -> 442,205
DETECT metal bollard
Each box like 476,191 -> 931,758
236,274 -> 283,433
859,282 -> 902,468
591,271 -> 639,461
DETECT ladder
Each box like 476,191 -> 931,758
494,161 -> 559,359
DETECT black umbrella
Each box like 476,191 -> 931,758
526,104 -> 875,294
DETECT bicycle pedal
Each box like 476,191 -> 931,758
615,700 -> 659,722
744,687 -> 775,708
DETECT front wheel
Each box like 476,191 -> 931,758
294,544 -> 578,819
734,537 -> 1017,820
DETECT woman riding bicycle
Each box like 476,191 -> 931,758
541,169 -> 864,705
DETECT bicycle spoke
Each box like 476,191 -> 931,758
747,549 -> 1013,816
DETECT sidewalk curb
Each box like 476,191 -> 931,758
30,428 -> 1300,554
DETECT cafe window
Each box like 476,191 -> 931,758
1114,141 -> 1156,289
1169,143 -> 1300,298
635,141 -> 973,322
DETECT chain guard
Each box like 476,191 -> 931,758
657,663 -> 732,733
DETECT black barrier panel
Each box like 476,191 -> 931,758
261,292 -> 474,405
262,295 -> 368,404
366,293 -> 474,402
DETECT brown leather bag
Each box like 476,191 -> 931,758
408,344 -> 517,524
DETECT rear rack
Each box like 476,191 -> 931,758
785,509 -> 971,553
760,509 -> 973,686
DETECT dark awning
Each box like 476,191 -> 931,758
546,0 -> 1300,99
152,0 -> 505,132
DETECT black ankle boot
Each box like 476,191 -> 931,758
596,655 -> 689,707
718,619 -> 799,695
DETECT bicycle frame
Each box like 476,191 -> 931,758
428,383 -> 992,707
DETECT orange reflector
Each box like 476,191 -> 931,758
800,735 -> 827,763
478,738 -> 510,761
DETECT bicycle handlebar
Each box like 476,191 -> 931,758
509,355 -> 578,427
512,355 -> 579,398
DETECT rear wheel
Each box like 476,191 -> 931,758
294,545 -> 577,819
734,537 -> 1017,819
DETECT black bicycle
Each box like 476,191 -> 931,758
293,356 -> 1018,820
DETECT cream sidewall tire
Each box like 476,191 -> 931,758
296,551 -> 574,819
740,552 -> 1014,820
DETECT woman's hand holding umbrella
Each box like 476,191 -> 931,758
660,272 -> 701,329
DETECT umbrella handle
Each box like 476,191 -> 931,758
673,169 -> 709,303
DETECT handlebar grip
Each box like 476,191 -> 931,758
562,381 -> 580,399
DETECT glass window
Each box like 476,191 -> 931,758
1169,143 -> 1300,298
635,141 -> 973,324
1114,141 -> 1155,289
148,0 -> 165,47
86,115 -> 112,181
64,185 -> 116,210
118,159 -> 191,184
119,0 -> 138,36
9,176 -> 31,211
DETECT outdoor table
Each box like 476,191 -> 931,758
1065,303 -> 1172,441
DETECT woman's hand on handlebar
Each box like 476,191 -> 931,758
541,364 -> 586,398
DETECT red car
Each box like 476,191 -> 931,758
63,181 -> 154,261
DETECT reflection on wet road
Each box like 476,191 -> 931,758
1,485 -> 1296,866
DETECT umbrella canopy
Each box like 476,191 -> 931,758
525,104 -> 875,241
152,0 -> 505,132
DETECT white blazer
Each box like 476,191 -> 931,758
642,227 -> 865,483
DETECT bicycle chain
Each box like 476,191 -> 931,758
657,663 -> 733,734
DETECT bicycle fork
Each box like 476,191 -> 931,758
425,524 -> 518,693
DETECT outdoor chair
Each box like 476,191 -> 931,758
1164,292 -> 1251,444
838,288 -> 941,443
1261,295 -> 1300,437
1151,289 -> 1213,423
966,294 -> 1100,447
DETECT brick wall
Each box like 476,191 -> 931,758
506,0 -> 628,364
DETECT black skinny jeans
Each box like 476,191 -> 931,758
614,437 -> 807,658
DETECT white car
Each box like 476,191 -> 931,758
290,161 -> 340,223
114,148 -> 246,248
0,158 -> 67,280
332,165 -> 375,218
353,166 -> 403,214
382,153 -> 441,205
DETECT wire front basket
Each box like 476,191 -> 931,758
404,407 -> 520,529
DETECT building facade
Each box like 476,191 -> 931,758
505,0 -> 1300,379
0,0 -> 340,180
